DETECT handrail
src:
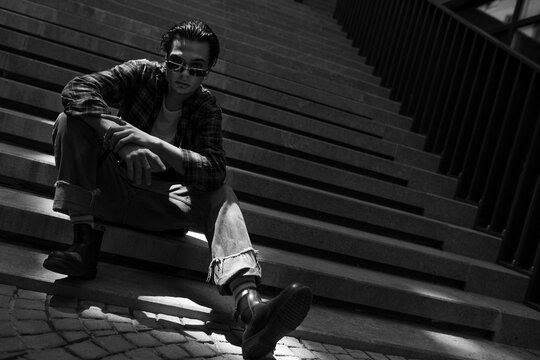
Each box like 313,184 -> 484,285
334,0 -> 540,310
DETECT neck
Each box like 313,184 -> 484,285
165,91 -> 187,111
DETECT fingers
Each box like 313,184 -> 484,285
125,157 -> 134,182
142,157 -> 152,185
148,153 -> 167,172
112,133 -> 134,153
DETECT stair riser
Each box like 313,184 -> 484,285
0,197 -> 503,333
0,148 -> 500,262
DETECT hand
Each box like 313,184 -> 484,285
102,114 -> 158,152
116,144 -> 167,186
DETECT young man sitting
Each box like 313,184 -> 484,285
43,19 -> 312,358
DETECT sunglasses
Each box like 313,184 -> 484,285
166,60 -> 209,77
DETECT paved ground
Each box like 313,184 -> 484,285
0,283 -> 419,360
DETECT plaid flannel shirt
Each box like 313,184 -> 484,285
61,59 -> 226,190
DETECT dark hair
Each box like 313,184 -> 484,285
160,20 -> 220,69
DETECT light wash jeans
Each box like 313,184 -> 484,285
51,113 -> 261,294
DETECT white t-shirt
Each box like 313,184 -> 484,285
151,100 -> 182,144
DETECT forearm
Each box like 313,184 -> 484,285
149,139 -> 186,175
80,115 -> 120,139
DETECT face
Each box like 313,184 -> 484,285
166,38 -> 210,97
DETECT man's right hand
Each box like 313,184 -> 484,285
116,144 -> 167,185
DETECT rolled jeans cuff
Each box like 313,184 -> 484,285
207,247 -> 262,295
52,180 -> 101,216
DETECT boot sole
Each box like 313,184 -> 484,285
242,286 -> 312,359
43,256 -> 97,280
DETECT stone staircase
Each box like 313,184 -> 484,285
1,0 -> 540,357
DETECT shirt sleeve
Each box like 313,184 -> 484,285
61,60 -> 145,118
178,94 -> 227,191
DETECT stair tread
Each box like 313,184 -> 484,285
0,185 -> 538,335
0,140 -> 501,262
0,241 -> 537,360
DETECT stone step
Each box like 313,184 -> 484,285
0,4 -> 403,126
0,59 -> 451,198
0,107 -> 475,230
127,0 -> 360,63
27,0 -> 357,64
0,138 -> 501,262
12,0 -> 386,94
0,129 -> 524,303
0,9 -> 395,116
2,242 -> 538,360
0,192 -> 538,349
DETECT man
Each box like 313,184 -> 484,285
43,20 -> 312,358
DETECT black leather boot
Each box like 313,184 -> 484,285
43,223 -> 103,279
240,283 -> 313,359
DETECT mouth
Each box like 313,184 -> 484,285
175,81 -> 190,88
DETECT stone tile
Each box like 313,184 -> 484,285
0,321 -> 16,336
312,351 -> 338,360
0,309 -> 9,321
222,355 -> 243,360
49,307 -> 79,319
80,305 -> 106,319
67,340 -> 109,360
290,346 -> 318,359
17,289 -> 47,300
0,336 -> 26,352
12,309 -> 47,321
93,334 -> 136,353
53,318 -> 84,331
279,336 -> 303,347
302,340 -> 327,352
133,317 -> 162,330
324,344 -> 347,354
156,344 -> 190,359
366,352 -> 389,360
60,331 -> 90,343
14,320 -> 51,335
0,284 -> 16,296
82,319 -> 112,331
124,332 -> 163,347
112,321 -> 136,333
335,354 -> 355,360
215,341 -> 243,355
105,313 -> 132,323
94,329 -> 117,337
125,348 -> 162,360
184,329 -> 213,343
102,354 -> 132,360
0,295 -> 11,308
150,329 -> 187,344
15,299 -> 45,310
274,344 -> 295,356
157,313 -> 184,329
25,348 -> 80,360
182,340 -> 218,357
346,349 -> 372,359
22,332 -> 66,349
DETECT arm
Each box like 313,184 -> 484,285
105,95 -> 227,190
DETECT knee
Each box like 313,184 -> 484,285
53,112 -> 97,146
